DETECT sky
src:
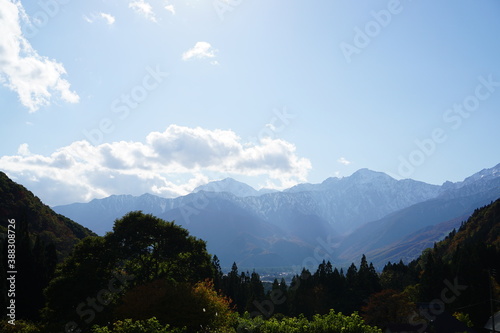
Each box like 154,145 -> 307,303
0,0 -> 499,206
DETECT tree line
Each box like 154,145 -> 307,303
1,199 -> 499,332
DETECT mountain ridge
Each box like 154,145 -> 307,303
53,164 -> 500,267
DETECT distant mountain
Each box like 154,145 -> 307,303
54,168 -> 445,267
54,193 -> 176,236
365,214 -> 469,267
53,164 -> 500,267
193,178 -> 276,197
0,172 -> 95,259
337,163 -> 500,267
157,191 -> 316,267
240,169 -> 441,234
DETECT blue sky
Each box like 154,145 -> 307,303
1,0 -> 499,206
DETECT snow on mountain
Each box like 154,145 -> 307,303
193,177 -> 276,197
53,165 -> 500,268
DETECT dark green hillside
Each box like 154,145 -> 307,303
0,171 -> 95,259
0,171 -> 96,321
434,199 -> 500,260
413,198 -> 500,329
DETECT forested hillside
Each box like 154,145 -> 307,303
0,171 -> 95,258
0,172 -> 96,322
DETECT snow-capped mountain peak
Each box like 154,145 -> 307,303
193,178 -> 261,197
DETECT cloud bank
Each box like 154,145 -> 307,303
0,125 -> 311,205
0,0 -> 79,112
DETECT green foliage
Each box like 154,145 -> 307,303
452,312 -> 474,328
406,199 -> 500,329
91,317 -> 186,333
0,320 -> 42,332
0,218 -> 58,321
236,310 -> 382,333
361,289 -> 415,329
380,260 -> 418,292
114,279 -> 236,332
220,263 -> 266,314
0,171 -> 95,259
0,172 -> 94,321
107,211 -> 213,283
42,211 -> 215,330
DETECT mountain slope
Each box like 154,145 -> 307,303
53,168 -> 442,267
366,214 -> 469,267
337,163 -> 500,266
412,198 -> 500,328
436,198 -> 500,258
234,169 -> 441,234
53,164 -> 500,268
0,171 -> 95,259
193,177 -> 276,197
53,193 -> 176,236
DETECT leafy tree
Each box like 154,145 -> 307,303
114,279 -> 235,332
106,211 -> 213,283
43,211 -> 214,330
361,289 -> 415,329
380,260 -> 418,292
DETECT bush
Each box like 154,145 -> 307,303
235,310 -> 382,333
0,320 -> 42,333
91,317 -> 185,333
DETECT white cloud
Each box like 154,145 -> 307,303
17,143 -> 30,156
182,42 -> 218,61
129,0 -> 157,22
165,4 -> 175,15
0,125 -> 311,205
0,0 -> 79,112
85,12 -> 115,25
337,157 -> 351,165
99,12 -> 116,25
83,15 -> 93,23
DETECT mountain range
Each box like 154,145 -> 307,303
53,163 -> 500,268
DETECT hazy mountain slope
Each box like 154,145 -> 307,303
366,214 -> 469,268
237,169 -> 441,234
193,177 -> 276,197
52,165 -> 499,268
55,169 -> 441,238
337,164 -> 500,265
54,193 -> 176,235
0,172 -> 95,259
